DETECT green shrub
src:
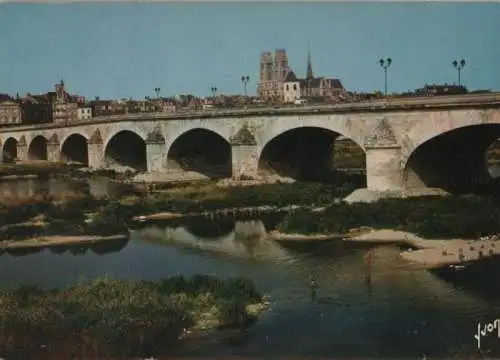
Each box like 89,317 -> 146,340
276,195 -> 500,239
0,275 -> 263,358
217,298 -> 250,327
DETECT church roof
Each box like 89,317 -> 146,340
299,78 -> 322,88
328,78 -> 344,89
284,70 -> 298,82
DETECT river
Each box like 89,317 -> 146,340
1,178 -> 500,358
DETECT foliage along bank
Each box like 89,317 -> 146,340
0,180 -> 363,242
277,195 -> 500,239
0,275 -> 265,359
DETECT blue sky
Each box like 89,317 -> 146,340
0,2 -> 499,99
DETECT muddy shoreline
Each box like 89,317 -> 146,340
344,229 -> 500,269
0,234 -> 128,250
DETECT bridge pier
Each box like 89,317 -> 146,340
146,131 -> 167,172
87,130 -> 104,169
16,138 -> 28,162
230,125 -> 259,179
47,142 -> 60,162
364,118 -> 404,191
365,146 -> 404,191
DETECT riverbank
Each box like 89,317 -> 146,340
0,275 -> 268,359
275,195 -> 500,240
344,228 -> 500,269
268,230 -> 338,242
0,195 -> 127,247
0,182 -> 348,248
0,234 -> 128,250
4,182 -> 500,252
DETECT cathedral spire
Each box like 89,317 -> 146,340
306,44 -> 314,80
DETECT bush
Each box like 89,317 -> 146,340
276,195 -> 500,239
277,210 -> 325,234
217,298 -> 250,327
0,275 -> 263,358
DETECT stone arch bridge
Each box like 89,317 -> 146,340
1,93 -> 500,192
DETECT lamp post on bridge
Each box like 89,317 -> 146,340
452,59 -> 466,87
154,87 -> 161,99
241,76 -> 250,105
379,57 -> 392,96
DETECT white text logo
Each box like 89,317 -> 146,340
474,319 -> 500,349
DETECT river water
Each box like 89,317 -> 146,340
1,178 -> 500,358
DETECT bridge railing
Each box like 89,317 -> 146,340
86,92 -> 500,122
1,92 -> 500,133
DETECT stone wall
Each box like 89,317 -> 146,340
0,104 -> 499,191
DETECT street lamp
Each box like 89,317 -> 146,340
379,57 -> 392,96
241,76 -> 250,97
452,59 -> 466,87
211,86 -> 217,98
154,87 -> 161,99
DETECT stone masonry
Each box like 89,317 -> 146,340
0,94 -> 500,191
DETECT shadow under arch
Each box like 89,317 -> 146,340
403,124 -> 500,193
28,135 -> 48,161
184,217 -> 235,240
2,137 -> 18,163
61,133 -> 89,165
167,128 -> 231,178
258,126 -> 366,182
104,130 -> 147,171
89,237 -> 129,254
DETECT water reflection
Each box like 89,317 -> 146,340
1,236 -> 129,258
140,219 -> 294,262
184,217 -> 235,238
0,211 -> 499,357
0,177 -> 139,199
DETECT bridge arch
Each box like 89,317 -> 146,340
403,123 -> 500,192
400,109 -> 500,168
61,133 -> 89,165
104,130 -> 147,171
2,137 -> 18,163
167,128 -> 231,178
28,135 -> 48,161
257,116 -> 367,156
258,125 -> 366,181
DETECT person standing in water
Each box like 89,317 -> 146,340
364,248 -> 374,298
310,273 -> 317,302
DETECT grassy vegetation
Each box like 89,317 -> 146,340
0,275 -> 265,358
0,161 -> 82,177
0,195 -> 125,241
151,179 -> 362,209
0,179 -> 363,242
277,195 -> 500,239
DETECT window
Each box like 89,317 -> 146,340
293,84 -> 297,91
286,84 -> 289,91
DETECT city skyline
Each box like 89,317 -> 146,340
0,2 -> 499,99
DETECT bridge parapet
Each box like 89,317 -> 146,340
0,92 -> 500,133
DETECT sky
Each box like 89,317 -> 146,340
0,2 -> 499,100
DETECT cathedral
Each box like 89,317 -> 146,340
257,48 -> 344,103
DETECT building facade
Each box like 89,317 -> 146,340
0,94 -> 22,126
283,51 -> 345,103
257,49 -> 291,102
415,84 -> 468,96
52,80 -> 79,123
77,104 -> 92,121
